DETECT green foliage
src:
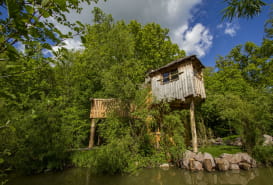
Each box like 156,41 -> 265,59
201,38 -> 273,155
253,145 -> 273,165
265,5 -> 273,39
72,136 -> 139,174
222,0 -> 266,20
0,0 -> 272,177
199,145 -> 243,157
0,0 -> 103,61
7,99 -> 68,173
161,110 -> 185,161
0,7 -> 187,175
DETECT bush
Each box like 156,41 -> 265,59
71,136 -> 139,174
253,145 -> 273,165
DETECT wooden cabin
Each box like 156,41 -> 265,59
147,55 -> 205,106
88,55 -> 206,152
89,98 -> 116,148
147,55 -> 206,152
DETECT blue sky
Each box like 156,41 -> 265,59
57,0 -> 271,67
196,0 -> 271,66
3,0 -> 271,67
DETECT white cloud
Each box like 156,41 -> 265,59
51,37 -> 83,52
49,0 -> 206,54
63,0 -> 203,31
43,37 -> 83,57
59,38 -> 83,51
171,23 -> 213,57
217,22 -> 240,37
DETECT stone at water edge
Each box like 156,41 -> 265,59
215,158 -> 230,171
229,163 -> 240,170
203,158 -> 213,172
194,152 -> 204,162
239,153 -> 252,164
220,153 -> 233,161
189,159 -> 203,171
203,152 -> 216,168
229,153 -> 242,164
159,163 -> 170,169
251,158 -> 257,168
237,153 -> 256,168
239,162 -> 251,170
182,150 -> 196,169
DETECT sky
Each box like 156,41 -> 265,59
57,0 -> 271,67
4,0 -> 270,67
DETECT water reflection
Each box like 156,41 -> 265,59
7,167 -> 273,185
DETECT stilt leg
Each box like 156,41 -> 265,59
88,119 -> 96,148
190,99 -> 198,153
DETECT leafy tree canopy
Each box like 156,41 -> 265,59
0,0 -> 105,61
222,0 -> 267,20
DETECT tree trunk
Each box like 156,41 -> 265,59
88,118 -> 96,148
190,99 -> 198,153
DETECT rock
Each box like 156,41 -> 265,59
208,138 -> 216,145
159,163 -> 169,169
251,158 -> 257,168
190,159 -> 203,171
229,153 -> 242,164
229,163 -> 240,170
215,158 -> 229,171
215,137 -> 224,145
220,153 -> 233,160
209,138 -> 224,145
203,158 -> 213,172
239,153 -> 252,164
182,150 -> 196,169
203,152 -> 215,168
194,152 -> 204,162
239,162 -> 251,170
263,134 -> 273,146
233,137 -> 243,146
225,137 -> 243,146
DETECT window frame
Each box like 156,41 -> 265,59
161,68 -> 180,84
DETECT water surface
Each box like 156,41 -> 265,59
7,167 -> 273,185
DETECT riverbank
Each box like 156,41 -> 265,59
162,150 -> 256,172
70,144 -> 273,175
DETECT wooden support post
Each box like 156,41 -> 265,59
88,118 -> 96,148
155,128 -> 161,149
190,99 -> 198,153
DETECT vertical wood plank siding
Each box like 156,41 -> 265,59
90,99 -> 116,118
150,61 -> 205,102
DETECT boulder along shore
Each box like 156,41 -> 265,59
160,150 -> 257,172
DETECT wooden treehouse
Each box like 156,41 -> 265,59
88,98 -> 119,148
88,55 -> 206,152
147,55 -> 206,152
147,55 -> 205,106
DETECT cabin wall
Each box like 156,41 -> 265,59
193,70 -> 206,99
151,62 -> 195,101
150,61 -> 206,102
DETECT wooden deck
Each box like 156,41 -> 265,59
90,98 -> 116,119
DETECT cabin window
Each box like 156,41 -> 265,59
162,69 -> 179,84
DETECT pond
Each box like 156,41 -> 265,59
7,167 -> 273,185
